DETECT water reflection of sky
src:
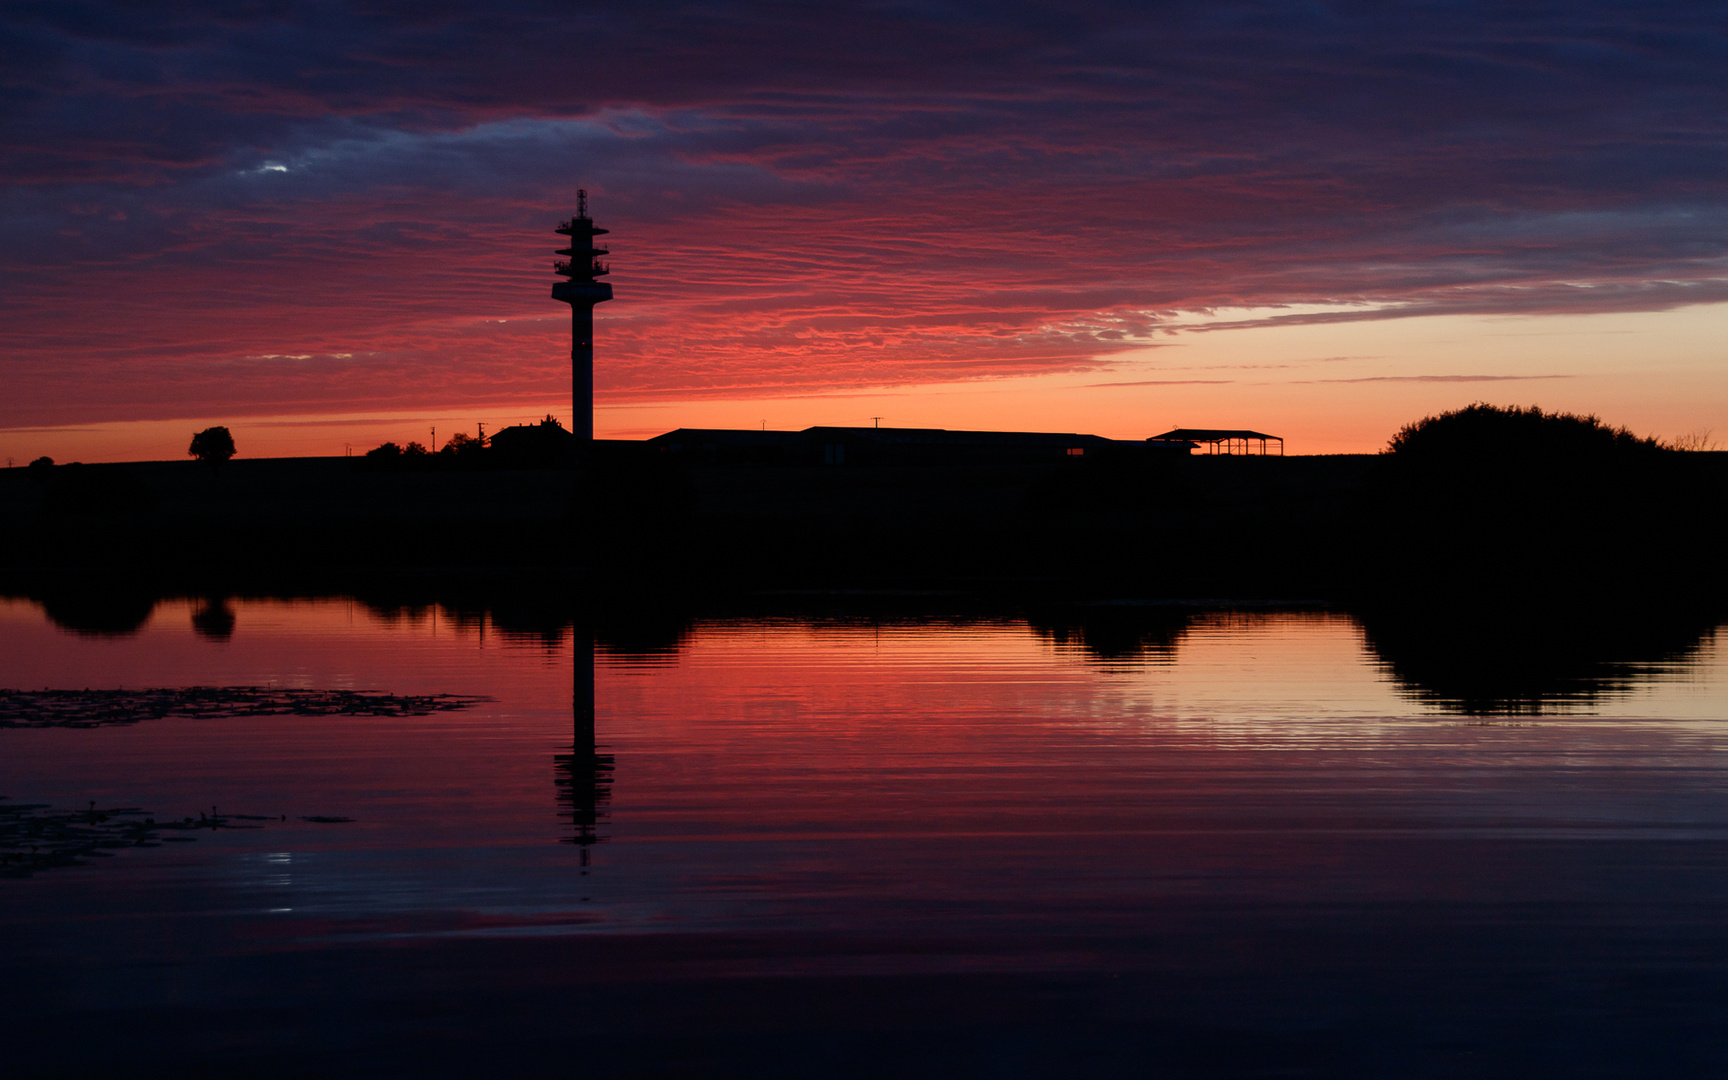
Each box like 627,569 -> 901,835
4,596 -> 1728,1072
2,599 -> 1723,895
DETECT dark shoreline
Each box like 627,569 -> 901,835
3,443 -> 1724,607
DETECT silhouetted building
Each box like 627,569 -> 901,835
489,416 -> 579,466
551,190 -> 612,442
649,425 -> 1196,465
1150,428 -> 1283,455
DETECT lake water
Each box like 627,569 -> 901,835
3,595 -> 1727,1077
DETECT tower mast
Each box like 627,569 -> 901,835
552,190 -> 613,443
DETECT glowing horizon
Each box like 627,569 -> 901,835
6,299 -> 1724,464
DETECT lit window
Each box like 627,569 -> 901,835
1066,447 -> 1085,456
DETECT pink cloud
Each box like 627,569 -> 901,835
1,3 -> 1726,427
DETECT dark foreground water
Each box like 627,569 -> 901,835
2,596 -> 1726,1077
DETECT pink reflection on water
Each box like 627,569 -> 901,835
0,598 -> 1724,943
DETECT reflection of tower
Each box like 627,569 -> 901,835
551,190 -> 613,443
555,622 -> 613,860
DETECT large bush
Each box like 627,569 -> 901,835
1365,403 -> 1716,604
1388,402 -> 1660,463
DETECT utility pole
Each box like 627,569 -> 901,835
551,190 -> 614,444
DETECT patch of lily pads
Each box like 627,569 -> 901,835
0,799 -> 260,878
0,686 -> 490,729
0,798 -> 365,878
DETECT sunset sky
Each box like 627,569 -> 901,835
4,2 -> 1726,461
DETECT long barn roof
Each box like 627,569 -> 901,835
1150,428 -> 1281,442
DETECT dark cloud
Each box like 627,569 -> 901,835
2,2 -> 1726,423
1077,379 -> 1235,388
1313,374 -> 1575,384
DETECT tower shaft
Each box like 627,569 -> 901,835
571,305 -> 595,441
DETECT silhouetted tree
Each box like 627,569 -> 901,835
356,438 -> 438,473
1377,403 -> 1668,526
28,456 -> 53,471
438,431 -> 489,469
1364,402 -> 1714,605
1385,402 -> 1662,461
441,431 -> 484,456
188,426 -> 236,464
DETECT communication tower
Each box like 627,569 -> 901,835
552,190 -> 613,442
